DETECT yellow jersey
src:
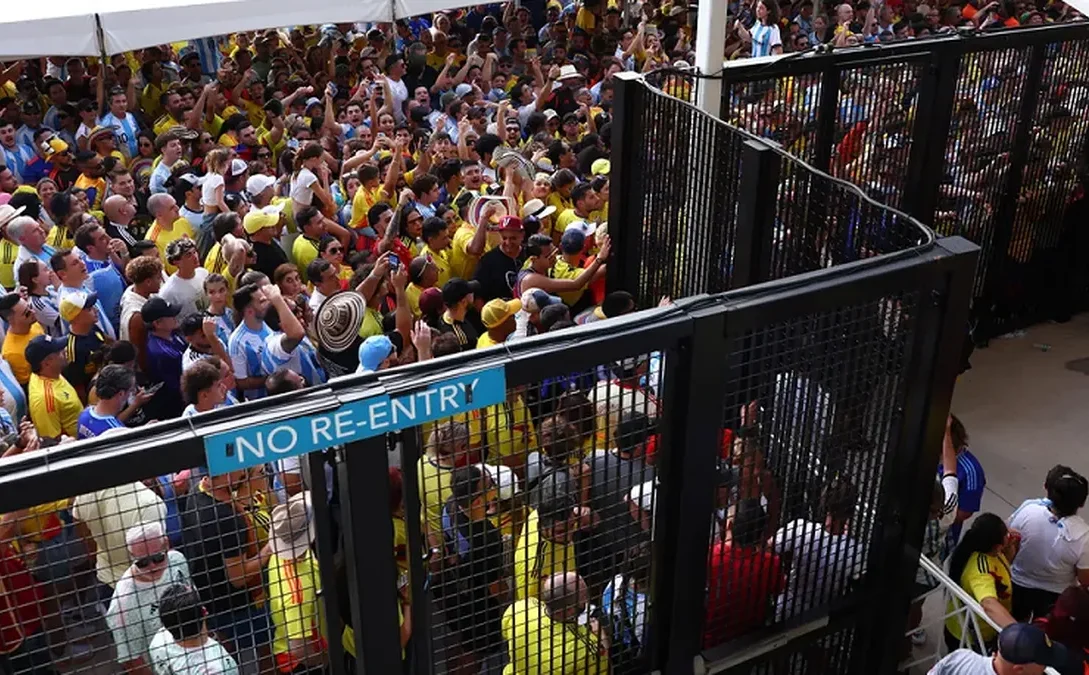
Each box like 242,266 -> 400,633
418,454 -> 456,539
349,186 -> 392,228
513,509 -> 578,601
28,373 -> 82,439
501,597 -> 607,675
267,551 -> 327,666
147,218 -> 195,274
551,258 -> 586,307
946,551 -> 1012,643
472,395 -> 535,461
292,236 -> 321,283
3,324 -> 44,385
421,244 -> 452,289
46,225 -> 75,251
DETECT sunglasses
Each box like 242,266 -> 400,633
257,151 -> 271,158
134,551 -> 166,569
328,246 -> 343,254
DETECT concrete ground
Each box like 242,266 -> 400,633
952,313 -> 1089,518
902,313 -> 1089,673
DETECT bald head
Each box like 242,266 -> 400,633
540,572 -> 586,621
103,195 -> 134,225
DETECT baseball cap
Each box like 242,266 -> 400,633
481,298 -> 521,329
591,158 -> 611,176
228,158 -> 249,177
358,335 -> 395,373
495,215 -> 524,232
455,83 -> 473,99
141,297 -> 181,324
26,335 -> 67,371
442,278 -> 481,306
59,291 -> 98,322
418,287 -> 444,316
521,288 -> 562,313
304,97 -> 323,110
43,137 -> 69,159
998,623 -> 1068,667
177,172 -> 205,189
246,174 -> 276,197
559,228 -> 587,254
543,109 -> 559,121
565,220 -> 597,239
243,209 -> 280,235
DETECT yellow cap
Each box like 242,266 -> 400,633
481,298 -> 521,329
243,209 -> 280,234
591,159 -> 611,176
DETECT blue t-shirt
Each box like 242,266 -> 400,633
90,265 -> 125,335
77,407 -> 125,439
938,448 -> 986,544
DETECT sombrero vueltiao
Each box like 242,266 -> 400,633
315,291 -> 365,353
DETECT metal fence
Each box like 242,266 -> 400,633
716,23 -> 1089,341
0,230 -> 975,675
606,72 -> 934,308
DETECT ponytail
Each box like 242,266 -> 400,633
948,513 -> 1006,584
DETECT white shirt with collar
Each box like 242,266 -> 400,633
1008,497 -> 1089,594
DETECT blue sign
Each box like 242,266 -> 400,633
203,365 -> 507,475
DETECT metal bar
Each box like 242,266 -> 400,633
733,139 -> 782,288
868,237 -> 980,673
607,72 -> 648,298
338,435 -> 402,673
908,42 -> 962,226
976,42 -> 1046,341
399,427 -> 434,674
658,307 -> 730,674
812,65 -> 841,176
307,450 -> 346,674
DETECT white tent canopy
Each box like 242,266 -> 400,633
0,0 -> 480,61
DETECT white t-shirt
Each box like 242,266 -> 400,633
106,550 -> 192,663
773,519 -> 861,620
927,649 -> 996,674
388,77 -> 409,122
159,269 -> 209,321
147,628 -> 239,675
1008,498 -> 1089,594
289,168 -> 319,207
201,174 -> 225,209
72,483 -> 167,587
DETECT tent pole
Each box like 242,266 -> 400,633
94,14 -> 109,66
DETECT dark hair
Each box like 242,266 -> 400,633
233,283 -> 262,315
73,222 -> 102,252
1046,465 -> 1089,518
104,340 -> 137,364
820,475 -> 857,523
536,485 -> 577,529
95,364 -> 135,400
570,182 -> 594,206
475,133 -> 503,160
421,216 -> 446,243
539,304 -> 571,332
211,213 -> 240,242
7,191 -> 42,221
49,248 -> 74,273
525,233 -> 553,257
318,235 -> 340,256
948,513 -> 1007,586
948,414 -> 968,451
368,202 -> 392,227
181,360 -> 220,404
307,258 -> 334,284
451,465 -> 486,509
733,498 -> 769,548
266,367 -> 304,396
158,584 -> 205,641
602,291 -> 635,318
432,332 -> 461,357
297,205 -> 322,230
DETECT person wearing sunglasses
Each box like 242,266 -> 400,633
105,521 -> 192,675
318,235 -> 353,285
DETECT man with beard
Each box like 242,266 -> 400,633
153,89 -> 189,137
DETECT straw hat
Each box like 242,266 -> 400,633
315,291 -> 365,353
270,492 -> 314,559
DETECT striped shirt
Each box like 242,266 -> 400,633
260,334 -> 327,387
98,112 -> 140,158
228,321 -> 272,400
29,290 -> 63,338
0,143 -> 35,183
77,407 -> 125,439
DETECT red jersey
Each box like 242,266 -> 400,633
704,543 -> 785,647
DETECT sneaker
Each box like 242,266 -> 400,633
910,628 -> 927,646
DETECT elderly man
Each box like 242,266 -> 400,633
102,194 -> 141,254
10,216 -> 55,280
105,522 -> 191,675
502,571 -> 609,674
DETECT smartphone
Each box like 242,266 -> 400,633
389,254 -> 400,270
525,48 -> 538,59
145,382 -> 165,396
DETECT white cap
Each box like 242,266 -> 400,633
246,174 -> 276,197
478,463 -> 520,500
564,220 -> 597,239
628,480 -> 656,513
229,158 -> 249,177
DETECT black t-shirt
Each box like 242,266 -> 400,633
441,503 -> 505,650
63,330 -> 108,391
437,312 -> 480,352
587,451 -> 655,552
181,488 -> 253,616
473,247 -> 524,302
404,65 -> 440,98
250,241 -> 289,280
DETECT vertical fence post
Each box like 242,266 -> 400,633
812,65 -> 841,175
977,43 -> 1046,340
866,237 -> 979,673
398,428 -> 435,674
607,71 -> 647,300
905,43 -> 961,226
338,435 -> 402,672
732,139 -> 781,288
306,451 -> 346,673
652,307 -> 730,674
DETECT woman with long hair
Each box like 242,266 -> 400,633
513,233 -> 609,298
944,512 -> 1018,653
318,235 -> 353,286
290,142 -> 335,217
737,1 -> 784,58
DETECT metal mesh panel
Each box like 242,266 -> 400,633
414,350 -> 664,674
934,47 -> 1032,302
768,154 -> 931,279
831,61 -> 924,210
729,624 -> 862,674
0,466 -> 328,675
992,38 -> 1089,332
632,87 -> 743,304
722,72 -> 824,165
703,291 -> 919,650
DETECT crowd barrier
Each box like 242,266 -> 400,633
712,23 -> 1089,341
0,228 -> 976,674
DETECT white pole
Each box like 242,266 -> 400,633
695,0 -> 727,116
